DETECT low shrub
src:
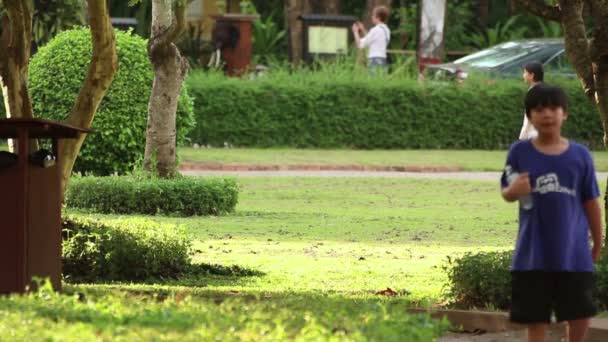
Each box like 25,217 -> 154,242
443,250 -> 513,310
66,176 -> 239,216
595,256 -> 608,307
62,215 -> 192,282
444,250 -> 608,310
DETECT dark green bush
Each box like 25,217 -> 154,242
445,251 -> 608,310
443,250 -> 513,309
186,71 -> 603,149
66,176 -> 239,216
595,256 -> 608,308
28,27 -> 195,175
62,215 -> 192,282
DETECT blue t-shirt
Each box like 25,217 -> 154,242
500,140 -> 600,272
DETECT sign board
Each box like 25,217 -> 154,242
308,26 -> 348,54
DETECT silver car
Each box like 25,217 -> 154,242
425,39 -> 574,80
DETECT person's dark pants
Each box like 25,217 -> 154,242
510,271 -> 597,323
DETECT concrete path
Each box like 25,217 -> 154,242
182,170 -> 608,181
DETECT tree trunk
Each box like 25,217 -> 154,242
589,0 -> 608,144
559,0 -> 595,98
364,0 -> 392,29
143,0 -> 189,178
477,0 -> 489,29
0,0 -> 34,121
313,0 -> 341,14
59,0 -> 118,194
284,0 -> 310,63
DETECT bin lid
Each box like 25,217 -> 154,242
298,14 -> 358,23
0,118 -> 93,139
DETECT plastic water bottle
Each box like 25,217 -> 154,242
506,171 -> 533,210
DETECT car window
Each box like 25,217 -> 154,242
545,51 -> 575,75
454,42 -> 552,68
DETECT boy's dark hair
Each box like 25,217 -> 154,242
523,61 -> 544,82
373,6 -> 390,23
525,84 -> 568,117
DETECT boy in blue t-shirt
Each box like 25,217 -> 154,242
500,85 -> 603,342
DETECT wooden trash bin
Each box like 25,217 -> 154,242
0,118 -> 91,294
211,14 -> 259,76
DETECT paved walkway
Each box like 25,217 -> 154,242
182,170 -> 608,181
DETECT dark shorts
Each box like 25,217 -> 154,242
510,271 -> 597,324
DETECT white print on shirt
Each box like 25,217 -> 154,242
534,173 -> 576,196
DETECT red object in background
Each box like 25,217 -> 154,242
418,57 -> 441,73
212,14 -> 258,77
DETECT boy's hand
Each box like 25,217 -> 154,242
507,172 -> 532,199
352,23 -> 359,33
593,244 -> 602,263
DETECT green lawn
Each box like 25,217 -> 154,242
114,177 -> 517,299
180,148 -> 608,171
4,176 -> 598,340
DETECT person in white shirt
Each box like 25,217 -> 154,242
352,6 -> 391,71
519,62 -> 544,140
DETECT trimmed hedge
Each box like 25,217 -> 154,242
444,250 -> 608,310
186,72 -> 603,149
62,215 -> 192,282
66,176 -> 239,216
27,27 -> 195,175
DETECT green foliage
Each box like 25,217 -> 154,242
444,1 -> 476,53
0,288 -> 449,341
0,0 -> 83,49
443,251 -> 513,309
445,251 -> 608,310
29,28 -> 195,175
467,16 -> 528,49
596,256 -> 608,308
178,24 -> 214,68
32,0 -> 83,48
186,70 -> 603,149
535,17 -> 563,38
66,175 -> 239,216
253,13 -> 287,65
62,215 -> 192,282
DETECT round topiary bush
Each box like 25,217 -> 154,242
29,27 -> 195,175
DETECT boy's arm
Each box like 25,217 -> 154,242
501,173 -> 531,203
584,198 -> 603,262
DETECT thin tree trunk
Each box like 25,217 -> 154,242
59,0 -> 118,194
559,0 -> 595,98
477,0 -> 489,29
589,0 -> 608,146
316,0 -> 341,14
143,0 -> 189,178
284,0 -> 310,63
0,0 -> 34,121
